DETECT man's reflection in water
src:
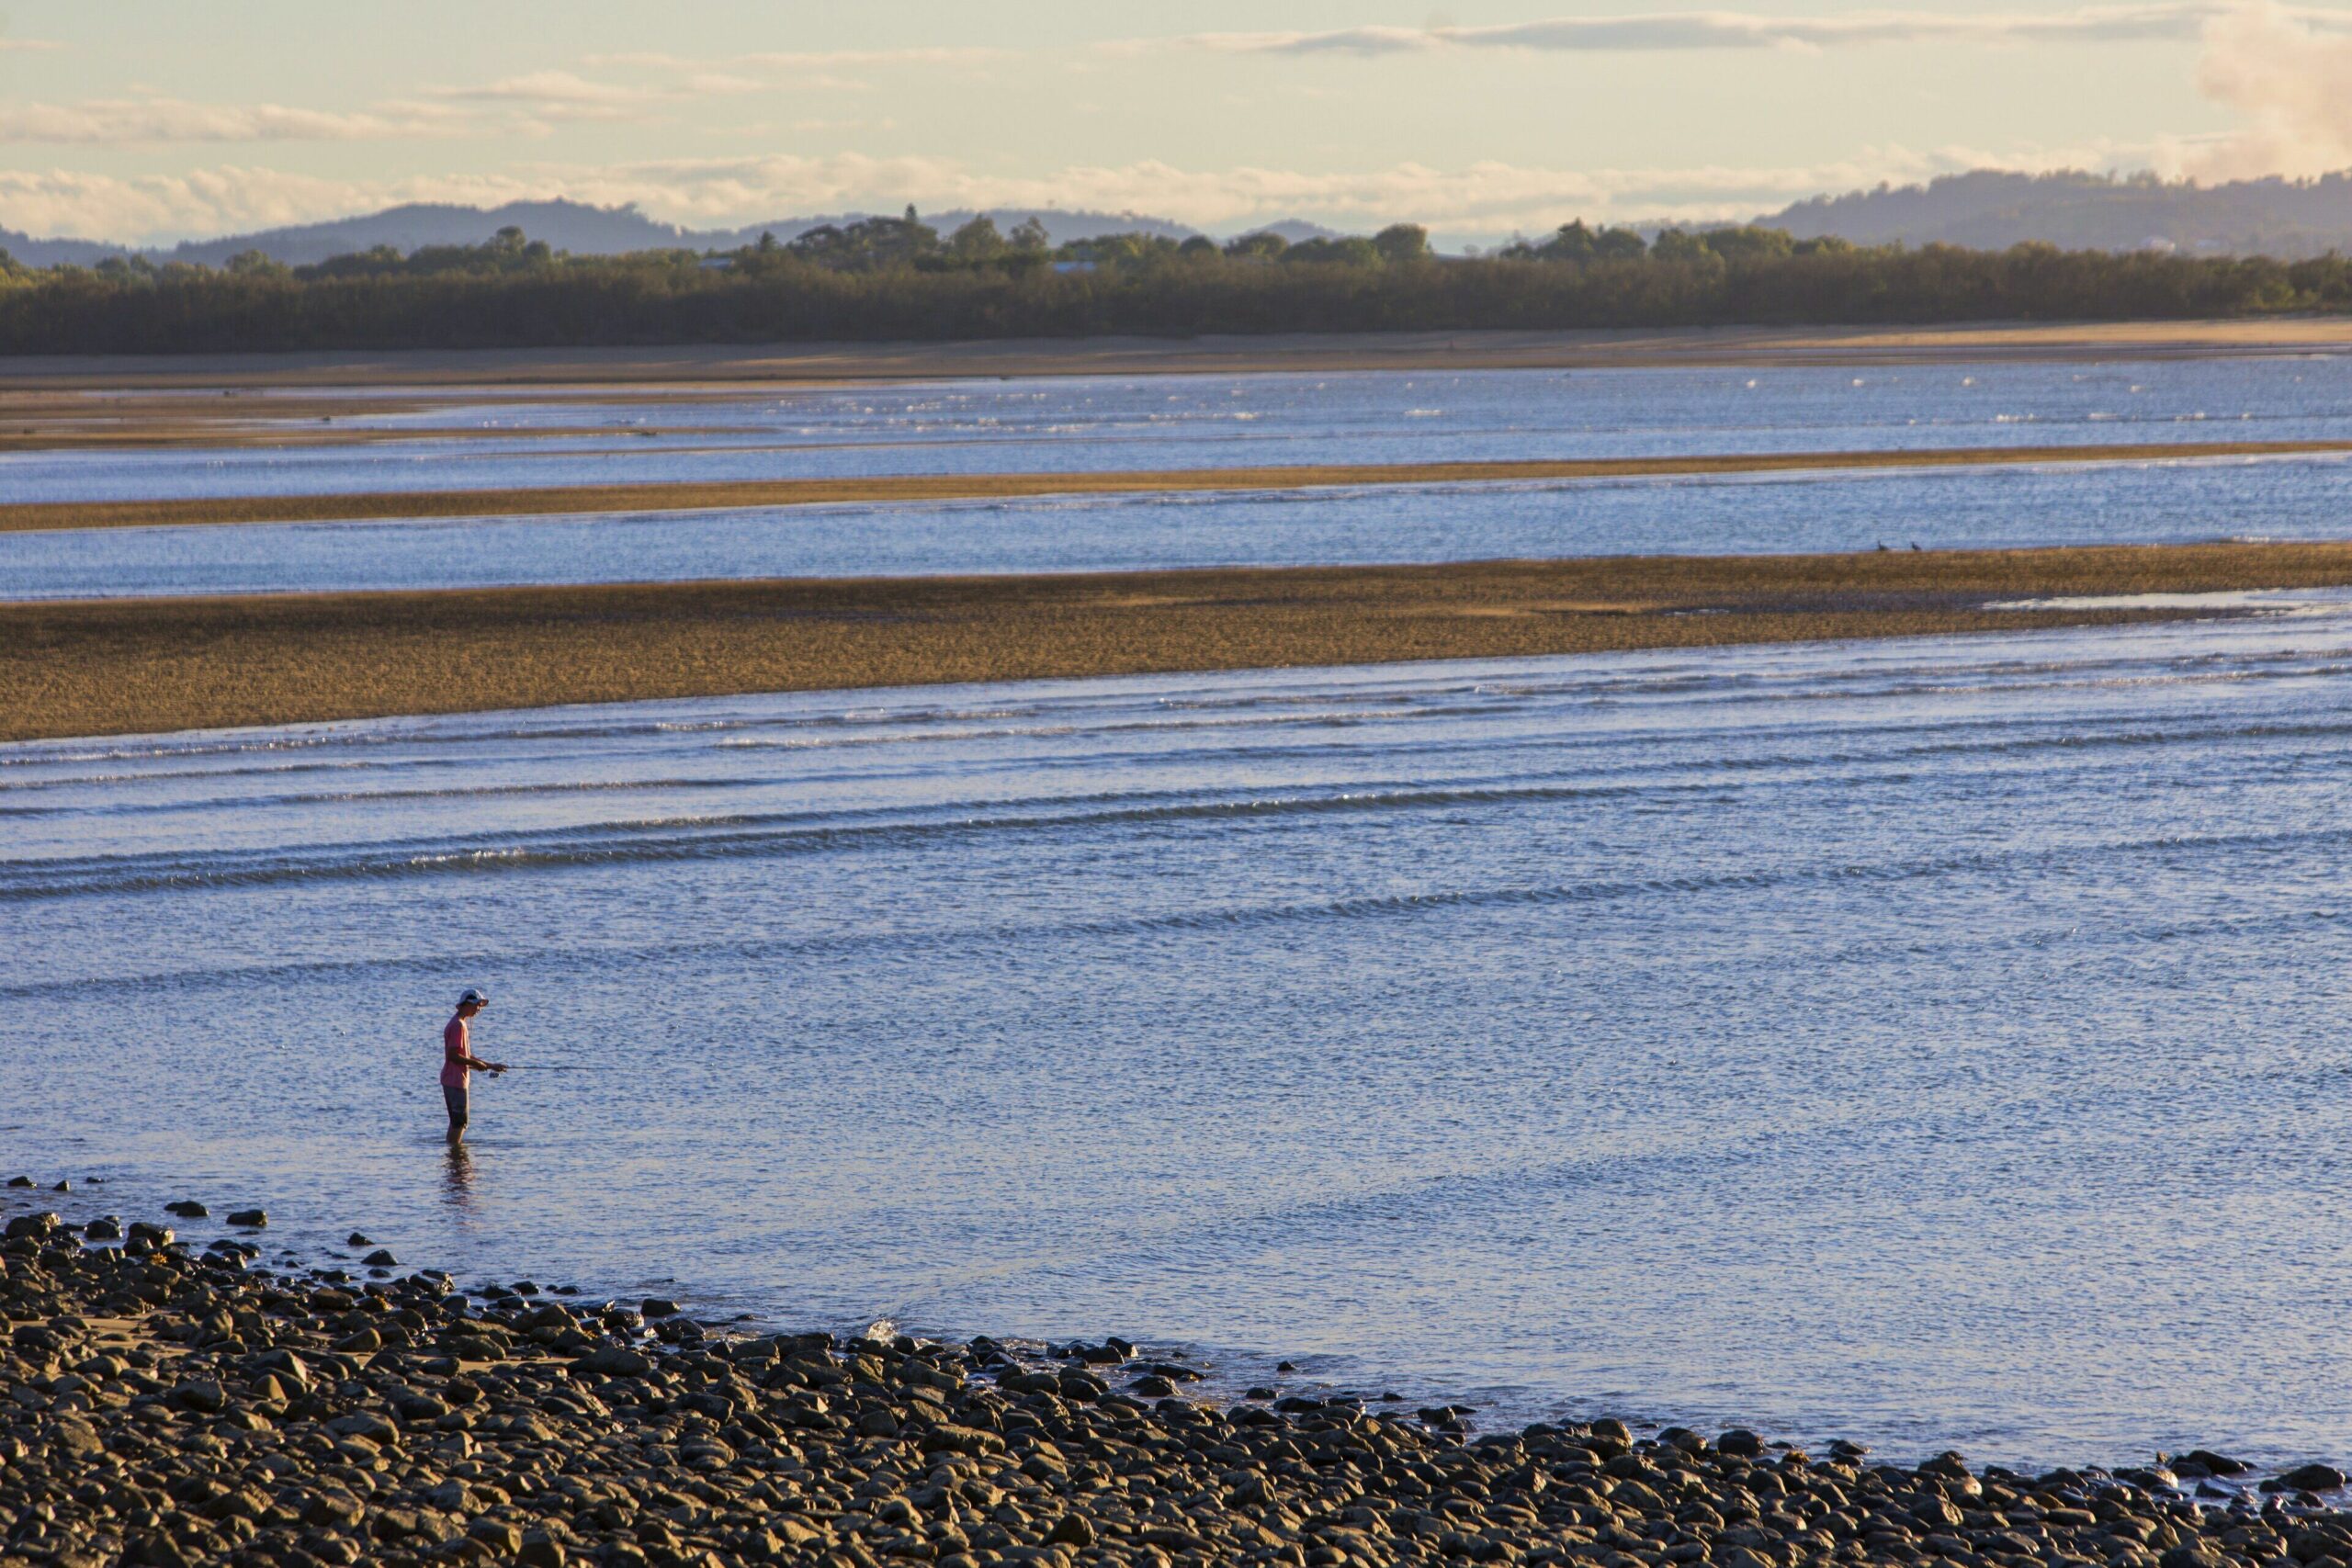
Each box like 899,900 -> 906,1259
442,1137 -> 476,1209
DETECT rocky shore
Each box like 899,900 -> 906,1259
5,1197 -> 2348,1568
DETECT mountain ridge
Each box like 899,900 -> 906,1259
0,199 -> 1349,269
14,172 -> 2352,267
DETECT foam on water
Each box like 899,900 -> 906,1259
13,612 -> 2352,1466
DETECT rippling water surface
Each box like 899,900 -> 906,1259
8,356 -> 2352,600
2,457 -> 2348,600
13,611 -> 2352,1467
7,359 -> 2351,506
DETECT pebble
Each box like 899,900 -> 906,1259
4,1197 -> 2347,1568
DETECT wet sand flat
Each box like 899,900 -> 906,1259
10,541 -> 2352,742
9,320 -> 2352,393
12,439 -> 2351,533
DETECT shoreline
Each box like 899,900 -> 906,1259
13,543 -> 2352,743
6,321 -> 2352,392
12,442 -> 2352,535
3,1182 -> 2342,1568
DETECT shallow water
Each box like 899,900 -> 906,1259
4,454 -> 2347,600
6,357 -> 2351,504
13,609 -> 2352,1468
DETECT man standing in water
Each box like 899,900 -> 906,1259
442,988 -> 507,1139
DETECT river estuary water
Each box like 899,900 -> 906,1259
13,607 -> 2352,1469
12,355 -> 2352,1470
5,356 -> 2352,599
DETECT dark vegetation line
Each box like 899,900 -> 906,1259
6,210 -> 2351,355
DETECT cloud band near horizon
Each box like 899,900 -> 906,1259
1175,2 -> 2352,54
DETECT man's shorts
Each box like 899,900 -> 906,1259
443,1083 -> 469,1122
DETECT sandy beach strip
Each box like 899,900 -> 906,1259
8,542 -> 2352,743
7,319 -> 2352,393
10,440 -> 2351,534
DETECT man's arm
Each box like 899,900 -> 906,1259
459,1053 -> 507,1075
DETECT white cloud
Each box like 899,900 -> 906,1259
0,97 -> 473,146
587,48 -> 1000,70
1165,3 -> 2352,55
2192,1 -> 2352,176
0,39 -> 61,52
0,166 -> 521,241
424,71 -> 670,122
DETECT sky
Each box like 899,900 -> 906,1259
6,1 -> 2352,247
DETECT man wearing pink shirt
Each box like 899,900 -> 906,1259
442,988 -> 507,1139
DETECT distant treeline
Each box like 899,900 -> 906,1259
4,210 -> 2349,354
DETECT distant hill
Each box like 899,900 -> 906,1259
0,228 -> 124,268
22,176 -> 2352,269
0,198 -> 1206,268
1758,170 -> 2352,257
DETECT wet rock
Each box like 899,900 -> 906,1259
2278,1465 -> 2350,1494
84,1215 -> 122,1240
640,1297 -> 680,1318
225,1208 -> 267,1227
164,1201 -> 208,1217
5,1175 -> 29,1187
363,1249 -> 399,1267
1718,1427 -> 1764,1457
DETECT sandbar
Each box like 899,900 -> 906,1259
9,541 -> 2352,742
10,439 -> 2349,533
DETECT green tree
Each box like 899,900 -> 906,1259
948,215 -> 1007,265
1372,223 -> 1431,263
1282,236 -> 1380,266
1224,231 -> 1288,261
1701,226 -> 1796,262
